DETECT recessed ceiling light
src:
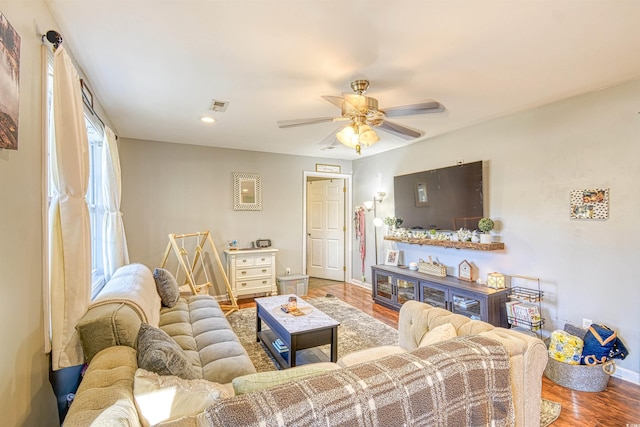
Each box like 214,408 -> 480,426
200,116 -> 216,124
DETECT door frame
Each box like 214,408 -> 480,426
302,171 -> 352,282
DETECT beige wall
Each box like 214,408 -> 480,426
0,1 -> 60,425
118,139 -> 351,294
353,79 -> 640,379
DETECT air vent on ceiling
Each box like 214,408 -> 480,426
209,99 -> 229,112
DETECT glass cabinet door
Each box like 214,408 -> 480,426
396,277 -> 416,305
451,292 -> 482,320
374,273 -> 394,302
420,283 -> 447,308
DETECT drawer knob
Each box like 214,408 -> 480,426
262,281 -> 267,284
262,269 -> 267,273
261,258 -> 266,261
241,271 -> 247,275
241,259 -> 247,263
241,283 -> 247,286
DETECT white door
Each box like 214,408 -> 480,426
306,179 -> 345,281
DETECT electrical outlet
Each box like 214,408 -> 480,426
285,268 -> 291,275
582,318 -> 592,329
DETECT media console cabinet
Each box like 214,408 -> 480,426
372,265 -> 509,327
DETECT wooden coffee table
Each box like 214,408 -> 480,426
255,294 -> 340,368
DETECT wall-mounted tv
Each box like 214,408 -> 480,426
393,161 -> 484,231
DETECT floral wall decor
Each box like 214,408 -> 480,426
570,188 -> 609,220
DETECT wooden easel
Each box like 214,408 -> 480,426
160,231 -> 238,315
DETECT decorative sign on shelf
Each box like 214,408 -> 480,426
570,188 -> 609,220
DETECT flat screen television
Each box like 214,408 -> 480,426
393,161 -> 484,231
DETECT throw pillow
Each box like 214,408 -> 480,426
232,362 -> 341,395
136,323 -> 199,379
134,368 -> 232,427
418,322 -> 457,347
153,268 -> 180,308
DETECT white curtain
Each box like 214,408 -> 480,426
102,126 -> 129,281
49,46 -> 91,370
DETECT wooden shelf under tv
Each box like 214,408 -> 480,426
383,236 -> 505,251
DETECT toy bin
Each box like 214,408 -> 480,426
276,275 -> 309,296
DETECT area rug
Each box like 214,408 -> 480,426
226,295 -> 398,372
227,295 -> 561,425
540,398 -> 562,426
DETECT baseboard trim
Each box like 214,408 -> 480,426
349,279 -> 371,291
612,366 -> 640,385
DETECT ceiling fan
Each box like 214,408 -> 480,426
277,80 -> 446,154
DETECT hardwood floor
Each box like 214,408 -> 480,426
238,280 -> 640,426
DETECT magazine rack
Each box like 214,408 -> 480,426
506,275 -> 544,337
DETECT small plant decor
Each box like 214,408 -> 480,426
478,217 -> 495,233
383,216 -> 404,228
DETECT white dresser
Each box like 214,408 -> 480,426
224,248 -> 278,297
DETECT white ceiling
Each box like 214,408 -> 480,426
44,0 -> 640,160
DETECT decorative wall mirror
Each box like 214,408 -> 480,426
233,172 -> 262,211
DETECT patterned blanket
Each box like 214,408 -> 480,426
205,335 -> 515,426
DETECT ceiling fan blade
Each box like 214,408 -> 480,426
381,101 -> 446,118
378,120 -> 423,140
277,116 -> 343,128
321,95 -> 344,108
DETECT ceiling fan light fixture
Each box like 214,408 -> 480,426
336,124 -> 357,146
357,124 -> 380,146
336,123 -> 380,154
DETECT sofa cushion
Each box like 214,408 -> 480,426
153,267 -> 180,308
136,323 -> 199,380
63,346 -> 140,427
159,295 -> 256,383
133,368 -> 231,427
418,322 -> 457,347
76,302 -> 142,363
232,362 -> 340,395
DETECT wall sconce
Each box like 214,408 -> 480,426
487,272 -> 506,289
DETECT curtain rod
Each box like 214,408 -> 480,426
43,30 -> 118,140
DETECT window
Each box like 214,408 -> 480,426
45,54 -> 107,299
85,117 -> 106,296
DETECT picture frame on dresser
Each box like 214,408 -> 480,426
385,250 -> 399,266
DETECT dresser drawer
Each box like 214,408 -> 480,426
237,265 -> 272,279
236,255 -> 255,267
237,278 -> 271,293
254,255 -> 272,266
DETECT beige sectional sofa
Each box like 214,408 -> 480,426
64,264 -> 548,427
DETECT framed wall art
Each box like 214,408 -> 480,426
0,12 -> 20,150
570,188 -> 609,220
